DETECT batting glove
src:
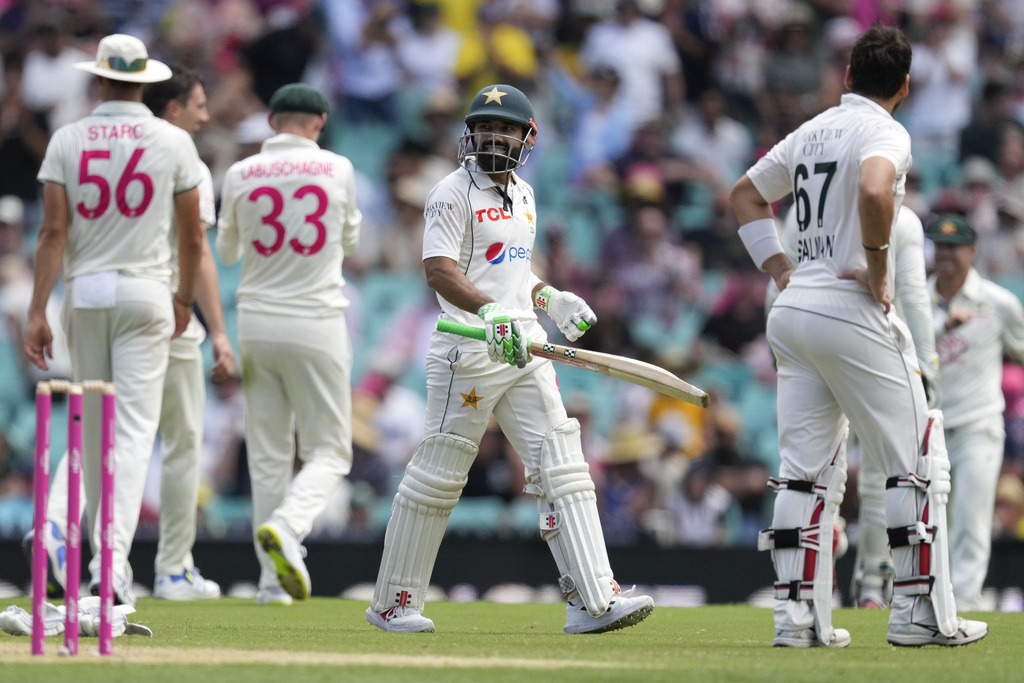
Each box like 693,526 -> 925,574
478,303 -> 527,368
534,286 -> 596,342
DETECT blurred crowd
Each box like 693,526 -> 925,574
2,0 -> 1024,550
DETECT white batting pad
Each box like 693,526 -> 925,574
758,434 -> 847,645
370,433 -> 477,614
886,410 -> 957,636
535,419 -> 615,617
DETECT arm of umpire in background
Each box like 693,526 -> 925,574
729,174 -> 793,292
173,187 -> 204,339
858,157 -> 896,314
194,232 -> 235,382
24,181 -> 68,371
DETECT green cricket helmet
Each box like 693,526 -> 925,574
458,84 -> 538,173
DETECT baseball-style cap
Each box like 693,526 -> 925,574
927,214 -> 977,245
74,34 -> 172,84
268,83 -> 329,116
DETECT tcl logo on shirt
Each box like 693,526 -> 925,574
486,242 -> 532,264
475,207 -> 513,223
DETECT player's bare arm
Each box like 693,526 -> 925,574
25,181 -> 70,370
858,156 -> 896,314
172,187 -> 204,338
194,235 -> 235,380
424,256 -> 494,312
729,174 -> 792,291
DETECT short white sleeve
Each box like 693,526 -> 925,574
421,179 -> 469,262
859,120 -> 911,175
747,131 -> 796,203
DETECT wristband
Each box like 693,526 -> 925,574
738,218 -> 784,272
863,242 -> 889,251
477,302 -> 503,319
173,294 -> 192,308
534,285 -> 556,311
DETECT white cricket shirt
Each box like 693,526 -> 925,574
931,269 -> 1024,428
217,133 -> 361,317
749,94 -> 911,302
421,164 -> 543,339
37,101 -> 203,282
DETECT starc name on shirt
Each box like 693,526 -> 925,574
241,161 -> 335,180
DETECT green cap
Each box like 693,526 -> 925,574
927,214 -> 976,245
269,83 -> 329,116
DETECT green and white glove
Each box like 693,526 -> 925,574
534,286 -> 596,342
478,302 -> 527,368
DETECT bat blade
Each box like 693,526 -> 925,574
437,319 -> 710,408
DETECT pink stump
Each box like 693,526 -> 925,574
31,384 -> 52,656
64,387 -> 83,654
98,388 -> 116,656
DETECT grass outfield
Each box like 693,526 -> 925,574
0,599 -> 1020,682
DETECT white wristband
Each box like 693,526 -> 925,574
738,218 -> 784,272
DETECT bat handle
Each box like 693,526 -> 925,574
576,320 -> 591,332
436,318 -> 486,341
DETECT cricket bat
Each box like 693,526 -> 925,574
437,319 -> 710,408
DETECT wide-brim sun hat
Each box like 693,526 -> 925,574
74,34 -> 172,84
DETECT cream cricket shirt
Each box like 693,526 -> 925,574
170,162 -> 217,352
217,134 -> 361,317
749,94 -> 912,323
421,164 -> 543,340
931,269 -> 1024,429
38,101 -> 203,282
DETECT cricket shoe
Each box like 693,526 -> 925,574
887,618 -> 988,647
773,627 -> 851,648
257,585 -> 293,606
154,569 -> 221,600
563,586 -> 654,634
365,605 -> 435,633
257,519 -> 310,601
21,522 -> 68,599
90,573 -> 136,608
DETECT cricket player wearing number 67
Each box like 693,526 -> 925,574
366,84 -> 654,634
729,24 -> 987,648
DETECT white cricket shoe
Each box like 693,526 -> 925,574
773,627 -> 852,648
887,618 -> 988,647
257,585 -> 293,606
22,521 -> 67,599
563,589 -> 655,634
365,605 -> 435,633
257,519 -> 310,601
154,569 -> 222,600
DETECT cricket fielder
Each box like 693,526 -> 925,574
366,84 -> 654,634
28,66 -> 233,603
25,34 -> 206,607
926,214 -> 1024,611
217,83 -> 360,606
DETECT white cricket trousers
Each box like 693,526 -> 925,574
239,311 -> 353,592
155,338 -> 205,576
946,416 -> 1004,611
424,339 -> 569,477
62,275 -> 173,583
767,300 -> 929,630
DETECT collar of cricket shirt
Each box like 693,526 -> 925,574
92,101 -> 154,117
260,133 -> 322,153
